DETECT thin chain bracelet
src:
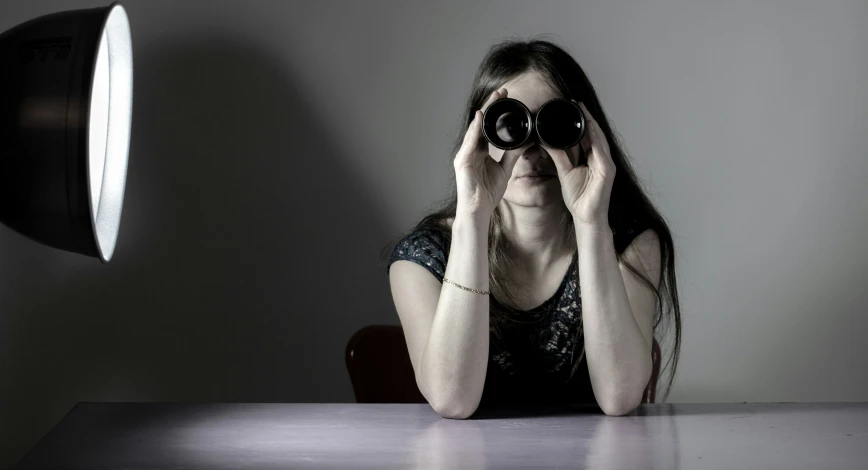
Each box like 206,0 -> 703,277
442,277 -> 490,295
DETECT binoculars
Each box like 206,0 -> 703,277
482,98 -> 586,150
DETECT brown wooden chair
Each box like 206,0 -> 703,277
346,324 -> 662,404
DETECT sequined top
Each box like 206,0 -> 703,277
387,226 -> 597,407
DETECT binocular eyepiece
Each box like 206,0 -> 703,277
482,98 -> 585,150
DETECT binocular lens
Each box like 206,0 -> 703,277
482,97 -> 584,150
483,98 -> 532,150
495,111 -> 529,145
536,100 -> 584,149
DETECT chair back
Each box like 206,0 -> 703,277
346,324 -> 661,404
345,325 -> 426,403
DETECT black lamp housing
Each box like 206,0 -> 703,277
0,3 -> 133,263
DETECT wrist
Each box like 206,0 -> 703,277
573,217 -> 610,231
454,209 -> 492,230
574,219 -> 612,241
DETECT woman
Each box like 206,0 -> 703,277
384,38 -> 681,419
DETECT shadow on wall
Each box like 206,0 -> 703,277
0,35 -> 396,467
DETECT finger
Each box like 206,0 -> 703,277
498,143 -> 528,178
547,148 -> 575,180
474,89 -> 506,155
578,134 -> 592,164
571,100 -> 594,166
456,110 -> 484,163
576,101 -> 615,176
458,89 -> 506,159
481,87 -> 506,113
575,101 -> 599,136
576,101 -> 606,151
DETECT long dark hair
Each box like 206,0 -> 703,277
382,36 -> 682,402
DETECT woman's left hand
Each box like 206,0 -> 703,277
547,101 -> 616,227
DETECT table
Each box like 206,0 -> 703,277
11,402 -> 868,469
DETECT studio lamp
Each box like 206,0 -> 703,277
0,3 -> 133,263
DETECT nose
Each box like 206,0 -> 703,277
521,141 -> 548,161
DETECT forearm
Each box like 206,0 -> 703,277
576,222 -> 652,415
420,212 -> 490,419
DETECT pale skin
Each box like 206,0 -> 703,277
390,71 -> 661,417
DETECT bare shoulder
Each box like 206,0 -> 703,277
619,228 -> 662,285
630,228 -> 660,251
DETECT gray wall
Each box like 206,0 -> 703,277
1,0 -> 867,465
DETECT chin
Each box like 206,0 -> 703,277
502,192 -> 560,207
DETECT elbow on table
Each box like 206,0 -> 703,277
430,396 -> 480,420
599,393 -> 642,416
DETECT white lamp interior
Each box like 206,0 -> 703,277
87,3 -> 132,262
88,29 -> 109,218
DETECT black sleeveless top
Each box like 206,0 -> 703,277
387,227 -> 598,408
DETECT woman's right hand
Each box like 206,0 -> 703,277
453,88 -> 525,220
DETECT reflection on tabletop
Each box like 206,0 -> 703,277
409,404 -> 678,469
11,403 -> 868,469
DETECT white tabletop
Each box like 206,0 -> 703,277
12,402 -> 868,469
